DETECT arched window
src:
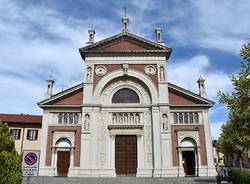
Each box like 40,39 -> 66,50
174,113 -> 178,124
178,113 -> 183,124
181,137 -> 197,147
112,88 -> 140,103
56,138 -> 71,148
184,113 -> 188,124
58,113 -> 63,124
69,113 -> 73,124
194,112 -> 199,123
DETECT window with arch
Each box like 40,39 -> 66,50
112,88 -> 140,103
181,137 -> 197,147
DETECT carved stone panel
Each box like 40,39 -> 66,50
95,65 -> 107,76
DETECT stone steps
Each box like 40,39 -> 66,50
22,176 -> 217,184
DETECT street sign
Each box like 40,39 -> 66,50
22,150 -> 40,176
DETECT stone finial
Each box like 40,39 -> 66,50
155,27 -> 164,45
122,7 -> 129,32
45,74 -> 54,98
197,75 -> 207,98
86,28 -> 95,45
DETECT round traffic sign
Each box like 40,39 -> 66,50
24,152 -> 37,165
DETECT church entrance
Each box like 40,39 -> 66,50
182,151 -> 195,176
57,151 -> 70,176
115,135 -> 137,176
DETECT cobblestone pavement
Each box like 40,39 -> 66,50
22,176 -> 217,184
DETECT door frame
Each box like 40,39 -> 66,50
178,147 -> 200,176
182,150 -> 196,176
115,135 -> 138,176
56,150 -> 71,177
52,147 -> 74,176
109,131 -> 143,177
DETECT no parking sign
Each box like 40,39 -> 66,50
22,150 -> 40,176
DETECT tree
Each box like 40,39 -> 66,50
217,119 -> 245,168
0,122 -> 22,184
218,42 -> 250,169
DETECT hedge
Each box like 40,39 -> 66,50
230,169 -> 250,184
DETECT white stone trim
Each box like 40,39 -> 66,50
93,69 -> 158,104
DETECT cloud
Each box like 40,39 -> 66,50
168,55 -> 232,100
210,121 -> 225,140
123,0 -> 250,53
0,0 -> 119,114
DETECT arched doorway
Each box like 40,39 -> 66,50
55,138 -> 71,177
181,138 -> 197,176
98,76 -> 152,176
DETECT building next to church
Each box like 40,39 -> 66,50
0,113 -> 42,154
37,15 -> 216,177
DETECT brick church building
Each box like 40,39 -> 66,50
37,15 -> 216,177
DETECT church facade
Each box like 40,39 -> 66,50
38,17 -> 216,177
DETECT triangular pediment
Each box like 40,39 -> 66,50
101,40 -> 147,51
38,83 -> 83,107
79,31 -> 172,59
168,83 -> 214,106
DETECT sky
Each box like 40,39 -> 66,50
0,0 -> 249,139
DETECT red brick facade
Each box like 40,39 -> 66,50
169,88 -> 206,105
47,88 -> 83,105
102,40 -> 146,52
171,125 -> 208,167
93,64 -> 158,91
46,126 -> 81,167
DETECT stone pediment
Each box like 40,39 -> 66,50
168,83 -> 214,106
38,83 -> 83,107
79,31 -> 172,60
37,82 -> 213,107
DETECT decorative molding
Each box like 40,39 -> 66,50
95,65 -> 107,76
86,65 -> 93,83
145,65 -> 156,76
122,63 -> 129,75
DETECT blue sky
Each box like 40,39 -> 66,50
0,0 -> 249,139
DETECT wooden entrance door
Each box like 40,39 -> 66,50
182,151 -> 195,176
115,135 -> 137,176
57,151 -> 70,176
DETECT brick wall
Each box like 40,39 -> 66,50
171,125 -> 208,167
45,126 -> 81,167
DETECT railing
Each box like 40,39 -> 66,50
110,112 -> 142,126
172,112 -> 200,124
56,113 -> 81,125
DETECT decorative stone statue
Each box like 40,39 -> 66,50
112,114 -> 117,124
84,114 -> 90,132
86,66 -> 92,82
160,66 -> 165,81
135,113 -> 140,124
122,64 -> 129,75
129,113 -> 134,124
118,113 -> 123,124
162,113 -> 168,131
124,113 -> 128,124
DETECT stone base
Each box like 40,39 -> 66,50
161,167 -> 178,177
153,168 -> 162,177
39,167 -> 55,177
136,168 -> 153,177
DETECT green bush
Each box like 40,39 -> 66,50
230,169 -> 250,184
0,122 -> 22,184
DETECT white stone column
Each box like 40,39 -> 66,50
136,134 -> 145,176
110,135 -> 115,170
202,110 -> 217,176
178,149 -> 185,177
53,149 -> 57,176
38,110 -> 50,176
152,106 -> 162,177
89,107 -> 101,176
